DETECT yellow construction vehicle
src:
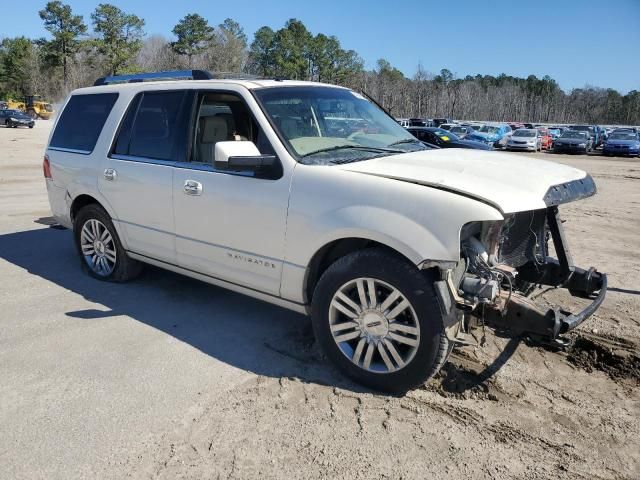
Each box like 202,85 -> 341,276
6,95 -> 55,120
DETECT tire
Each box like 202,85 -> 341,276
73,203 -> 143,282
28,125 -> 34,129
311,247 -> 451,393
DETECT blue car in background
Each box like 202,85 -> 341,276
465,123 -> 512,148
548,127 -> 565,139
602,131 -> 640,157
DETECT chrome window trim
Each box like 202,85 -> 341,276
48,146 -> 92,155
110,153 -> 176,167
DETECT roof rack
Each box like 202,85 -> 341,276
93,69 -> 213,86
93,69 -> 266,86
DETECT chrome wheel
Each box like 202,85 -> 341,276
329,277 -> 420,374
79,219 -> 116,276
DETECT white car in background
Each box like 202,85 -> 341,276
44,70 -> 606,393
506,128 -> 542,151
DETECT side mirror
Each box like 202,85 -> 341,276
214,141 -> 277,170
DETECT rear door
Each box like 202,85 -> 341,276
98,90 -> 191,263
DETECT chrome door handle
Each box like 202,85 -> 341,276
104,168 -> 117,181
183,180 -> 202,196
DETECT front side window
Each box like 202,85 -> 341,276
253,86 -> 425,165
191,91 -> 274,167
50,93 -> 118,153
113,90 -> 187,161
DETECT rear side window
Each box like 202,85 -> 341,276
50,93 -> 118,153
113,91 -> 187,161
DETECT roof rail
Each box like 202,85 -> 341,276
93,69 -> 213,86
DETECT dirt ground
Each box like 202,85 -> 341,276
0,121 -> 638,479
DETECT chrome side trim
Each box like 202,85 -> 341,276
48,146 -> 92,155
127,251 -> 308,315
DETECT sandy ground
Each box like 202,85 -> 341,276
0,121 -> 638,479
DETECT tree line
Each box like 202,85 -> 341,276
1,1 -> 638,125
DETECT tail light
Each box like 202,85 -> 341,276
43,154 -> 52,179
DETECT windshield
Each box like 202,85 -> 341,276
571,125 -> 592,133
254,86 -> 425,165
609,132 -> 638,140
450,126 -> 467,134
3,110 -> 23,116
513,129 -> 536,137
479,125 -> 499,134
561,131 -> 588,139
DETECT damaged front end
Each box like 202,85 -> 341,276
440,177 -> 607,347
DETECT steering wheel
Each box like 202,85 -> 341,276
346,131 -> 364,141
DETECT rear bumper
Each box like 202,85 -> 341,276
45,181 -> 72,228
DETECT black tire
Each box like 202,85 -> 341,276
28,125 -> 34,129
311,248 -> 451,393
73,203 -> 143,282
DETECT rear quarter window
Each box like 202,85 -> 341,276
50,93 -> 118,153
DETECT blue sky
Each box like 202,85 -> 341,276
2,0 -> 639,93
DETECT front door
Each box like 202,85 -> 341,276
172,90 -> 290,296
98,90 -> 190,263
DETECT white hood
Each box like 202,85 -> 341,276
337,149 -> 591,213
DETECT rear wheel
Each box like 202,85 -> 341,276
73,204 -> 143,282
311,248 -> 451,393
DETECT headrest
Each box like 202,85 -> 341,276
201,116 -> 228,143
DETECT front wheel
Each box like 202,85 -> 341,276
311,248 -> 451,393
73,204 -> 143,282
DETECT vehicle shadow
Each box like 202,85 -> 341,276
0,225 -> 513,395
0,226 -> 369,393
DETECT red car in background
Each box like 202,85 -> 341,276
537,127 -> 553,149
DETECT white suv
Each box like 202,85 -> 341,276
44,70 -> 606,392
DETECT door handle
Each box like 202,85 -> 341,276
183,180 -> 202,196
104,168 -> 117,181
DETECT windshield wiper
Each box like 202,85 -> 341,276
300,144 -> 403,158
387,138 -> 423,147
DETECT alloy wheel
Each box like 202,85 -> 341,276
328,277 -> 420,374
79,219 -> 117,276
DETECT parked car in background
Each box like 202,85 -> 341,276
407,127 -> 492,150
465,123 -> 512,148
449,125 -> 475,139
612,127 -> 638,134
602,131 -> 640,157
0,109 -> 35,128
536,127 -> 553,150
432,117 -> 453,127
505,129 -> 541,152
409,118 -> 431,127
553,130 -> 592,154
548,127 -> 564,139
508,122 -> 524,131
523,123 -> 535,129
438,123 -> 459,131
570,125 -> 599,148
397,118 -> 411,128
